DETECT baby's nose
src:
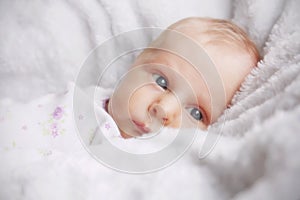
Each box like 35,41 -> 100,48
149,93 -> 180,126
149,104 -> 169,125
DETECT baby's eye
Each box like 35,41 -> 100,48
153,74 -> 168,90
187,107 -> 203,121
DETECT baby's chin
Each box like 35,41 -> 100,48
119,127 -> 147,139
119,131 -> 135,139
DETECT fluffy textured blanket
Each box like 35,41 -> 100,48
0,0 -> 299,199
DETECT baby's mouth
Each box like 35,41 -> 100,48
132,120 -> 151,134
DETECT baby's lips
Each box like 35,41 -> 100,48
140,126 -> 151,134
132,120 -> 151,134
132,120 -> 145,127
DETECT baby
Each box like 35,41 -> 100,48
105,17 -> 260,139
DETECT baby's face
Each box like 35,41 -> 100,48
108,42 -> 254,139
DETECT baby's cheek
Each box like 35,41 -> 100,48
179,113 -> 208,130
128,86 -> 148,108
167,118 -> 182,129
128,85 -> 163,116
128,91 -> 145,112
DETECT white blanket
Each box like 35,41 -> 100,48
0,0 -> 300,199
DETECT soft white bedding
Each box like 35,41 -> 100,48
1,0 -> 300,199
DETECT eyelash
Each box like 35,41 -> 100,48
152,73 -> 204,122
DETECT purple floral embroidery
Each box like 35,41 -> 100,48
53,106 -> 63,120
40,105 -> 66,138
51,123 -> 57,130
105,122 -> 111,130
52,130 -> 58,138
51,123 -> 59,137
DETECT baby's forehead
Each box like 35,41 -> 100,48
137,48 -> 195,66
138,46 -> 216,78
136,50 -> 205,81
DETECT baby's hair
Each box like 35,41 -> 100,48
168,17 -> 261,64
